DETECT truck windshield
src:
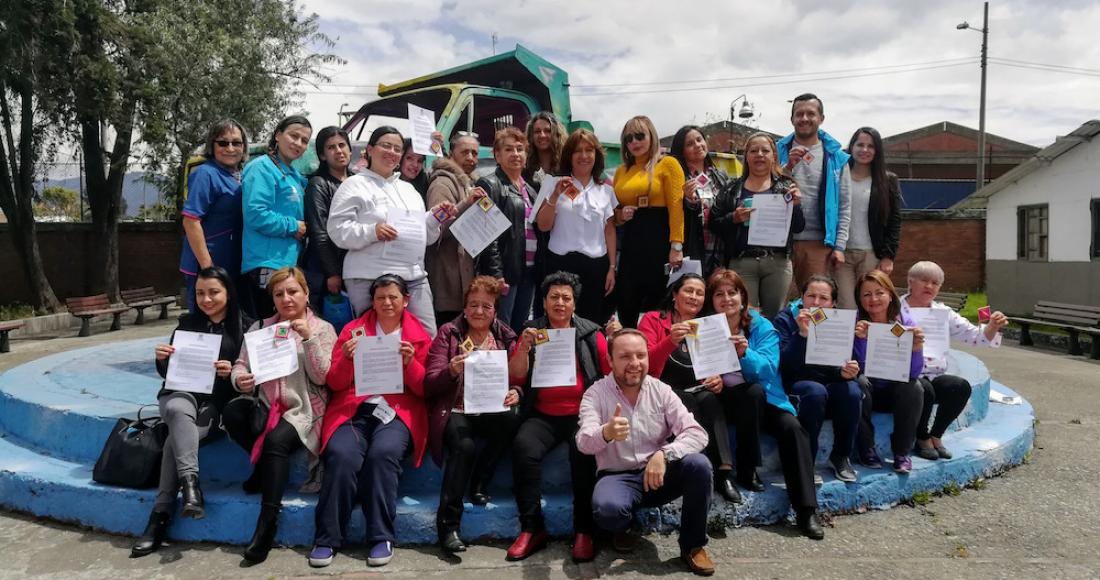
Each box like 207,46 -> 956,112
343,88 -> 453,142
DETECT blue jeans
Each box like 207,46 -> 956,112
790,380 -> 863,462
591,453 -> 712,552
497,268 -> 537,333
314,402 -> 411,547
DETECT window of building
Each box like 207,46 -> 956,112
1016,204 -> 1048,261
1091,199 -> 1100,259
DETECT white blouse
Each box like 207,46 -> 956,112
531,175 -> 618,259
901,295 -> 1002,378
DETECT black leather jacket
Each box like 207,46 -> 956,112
475,167 -> 533,284
303,170 -> 352,278
868,172 -> 904,259
683,165 -> 734,263
708,174 -> 806,262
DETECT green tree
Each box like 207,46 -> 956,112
63,0 -> 337,299
0,0 -> 69,312
35,185 -> 82,220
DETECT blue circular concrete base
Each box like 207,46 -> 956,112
0,338 -> 1035,546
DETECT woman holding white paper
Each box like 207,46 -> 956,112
708,133 -> 804,318
504,271 -> 611,562
131,267 -> 250,558
533,129 -> 618,324
637,273 -> 740,503
669,125 -> 733,274
773,274 -> 863,483
223,267 -> 336,564
706,268 -> 824,539
852,270 -> 925,475
307,274 -> 432,568
901,261 -> 1007,461
327,126 -> 458,336
423,276 -> 527,553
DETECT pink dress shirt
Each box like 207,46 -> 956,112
576,374 -> 708,472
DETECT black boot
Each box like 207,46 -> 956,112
715,470 -> 742,504
130,510 -> 171,558
180,473 -> 205,519
796,508 -> 825,540
469,480 -> 490,506
242,468 -> 262,495
242,503 -> 280,563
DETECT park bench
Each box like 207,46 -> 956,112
65,294 -> 129,337
897,288 -> 968,312
1008,301 -> 1100,359
121,286 -> 175,325
0,321 -> 24,353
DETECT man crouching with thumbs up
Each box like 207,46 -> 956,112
576,329 -> 715,576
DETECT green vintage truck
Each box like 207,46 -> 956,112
338,43 -> 621,174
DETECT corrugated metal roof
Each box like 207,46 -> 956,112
953,119 -> 1100,209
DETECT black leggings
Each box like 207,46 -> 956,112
918,375 -> 973,439
858,377 -> 924,457
222,399 -> 304,506
436,411 -> 521,535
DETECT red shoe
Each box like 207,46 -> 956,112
571,533 -> 595,563
505,530 -> 548,561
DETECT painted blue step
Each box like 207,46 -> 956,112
0,380 -> 1033,546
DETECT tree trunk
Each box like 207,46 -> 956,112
0,83 -> 63,312
82,103 -> 134,303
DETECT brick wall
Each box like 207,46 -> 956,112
890,211 -> 986,292
0,222 -> 183,306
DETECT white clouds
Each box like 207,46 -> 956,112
296,0 -> 1100,147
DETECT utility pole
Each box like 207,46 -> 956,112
977,1 -> 989,188
492,33 -> 498,55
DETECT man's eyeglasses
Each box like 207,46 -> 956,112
215,140 -> 244,149
623,132 -> 647,144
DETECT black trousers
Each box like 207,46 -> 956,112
717,383 -> 816,509
223,397 -> 303,507
241,268 -> 276,321
672,388 -> 733,472
858,376 -> 925,457
511,412 -> 596,534
918,374 -> 973,439
436,410 -> 521,536
545,251 -> 612,325
617,208 -> 670,328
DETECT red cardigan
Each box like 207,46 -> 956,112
637,310 -> 681,379
322,309 -> 431,467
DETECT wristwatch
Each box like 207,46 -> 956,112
670,242 -> 683,252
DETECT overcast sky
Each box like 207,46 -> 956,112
296,0 -> 1099,148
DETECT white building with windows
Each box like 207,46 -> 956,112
955,120 -> 1100,314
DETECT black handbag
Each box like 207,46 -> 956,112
92,405 -> 168,489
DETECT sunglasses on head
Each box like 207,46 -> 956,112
623,132 -> 647,144
215,140 -> 244,148
455,130 -> 479,138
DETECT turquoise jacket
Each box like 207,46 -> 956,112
733,310 -> 797,416
776,130 -> 850,249
241,154 -> 307,273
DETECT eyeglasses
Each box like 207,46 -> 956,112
215,140 -> 244,148
624,132 -> 647,144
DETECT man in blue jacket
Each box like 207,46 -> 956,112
776,93 -> 852,289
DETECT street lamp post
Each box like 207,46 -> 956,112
727,94 -> 755,153
958,1 -> 989,189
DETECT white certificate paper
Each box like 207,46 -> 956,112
746,193 -> 793,248
685,314 -> 741,380
382,208 -> 427,263
909,307 -> 950,361
354,332 -> 404,397
449,201 -> 511,258
463,349 -> 509,414
164,330 -> 219,394
407,103 -> 440,157
805,308 -> 857,367
244,324 -> 300,385
531,328 -> 577,388
865,322 -> 914,382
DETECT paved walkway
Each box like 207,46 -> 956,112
1,315 -> 1097,579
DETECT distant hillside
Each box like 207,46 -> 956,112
38,172 -> 167,218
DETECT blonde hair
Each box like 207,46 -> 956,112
266,266 -> 309,296
744,132 -> 784,180
621,116 -> 661,186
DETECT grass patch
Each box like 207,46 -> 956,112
953,542 -> 970,558
969,478 -> 988,491
943,482 -> 962,497
959,292 -> 986,324
0,303 -> 35,322
911,491 -> 933,506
